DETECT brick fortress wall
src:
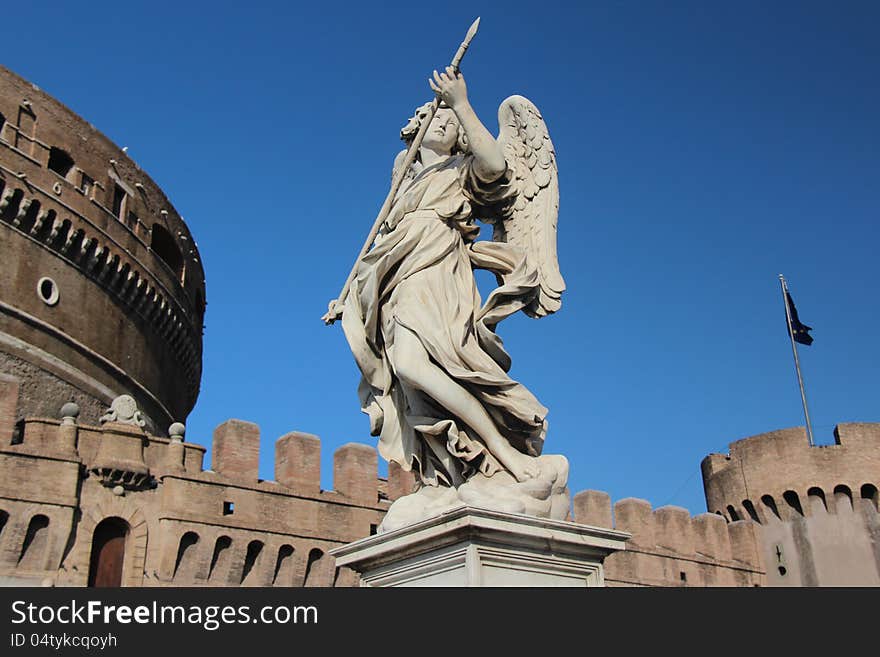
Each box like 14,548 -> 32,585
0,376 -> 416,587
702,424 -> 880,585
0,375 -> 770,587
572,491 -> 765,586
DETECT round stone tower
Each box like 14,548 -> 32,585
701,423 -> 880,586
0,66 -> 204,434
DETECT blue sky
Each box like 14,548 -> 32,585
7,1 -> 877,516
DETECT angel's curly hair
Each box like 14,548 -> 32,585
400,101 -> 469,155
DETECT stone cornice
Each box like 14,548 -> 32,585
0,178 -> 201,404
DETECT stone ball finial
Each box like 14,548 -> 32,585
168,422 -> 186,441
60,402 -> 80,424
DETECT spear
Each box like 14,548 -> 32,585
322,17 -> 481,325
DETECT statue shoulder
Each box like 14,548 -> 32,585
391,149 -> 409,184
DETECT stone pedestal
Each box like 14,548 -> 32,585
330,506 -> 629,587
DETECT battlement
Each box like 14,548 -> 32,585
703,423 -> 880,475
572,490 -> 765,586
0,374 -> 413,505
3,418 -> 408,510
701,423 -> 880,524
700,422 -> 880,586
207,419 -> 416,504
0,382 -> 411,587
2,373 -> 873,587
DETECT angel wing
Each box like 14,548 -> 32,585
493,95 -> 565,318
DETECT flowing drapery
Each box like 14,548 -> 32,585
341,153 -> 547,486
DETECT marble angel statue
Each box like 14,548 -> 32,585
325,67 -> 568,528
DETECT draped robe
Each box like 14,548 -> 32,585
342,152 -> 548,487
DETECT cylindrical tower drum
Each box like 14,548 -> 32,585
0,66 -> 205,433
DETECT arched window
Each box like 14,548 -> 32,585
173,531 -> 200,579
783,490 -> 804,516
111,184 -> 126,218
861,484 -> 879,512
726,505 -> 740,522
0,509 -> 8,539
742,499 -> 761,523
241,540 -> 264,585
150,224 -> 183,279
208,536 -> 232,580
0,111 -> 6,139
303,548 -> 328,587
833,485 -> 853,513
88,517 -> 130,587
18,514 -> 50,568
272,545 -> 295,586
47,147 -> 75,179
761,495 -> 781,520
807,487 -> 827,513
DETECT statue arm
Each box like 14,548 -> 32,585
430,67 -> 507,183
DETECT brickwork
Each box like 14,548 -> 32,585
275,431 -> 321,494
0,65 -> 205,433
572,491 -> 765,587
333,443 -> 379,505
0,377 -> 393,587
212,420 -> 261,482
0,373 -> 19,440
4,370 -> 879,587
702,425 -> 880,585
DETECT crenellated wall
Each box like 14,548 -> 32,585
702,424 -> 880,586
572,490 -> 765,586
2,373 -> 877,587
0,376 -> 408,587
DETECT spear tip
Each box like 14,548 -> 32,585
467,17 -> 480,40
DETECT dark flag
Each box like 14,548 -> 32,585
785,291 -> 813,346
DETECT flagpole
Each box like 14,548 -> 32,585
779,274 -> 815,446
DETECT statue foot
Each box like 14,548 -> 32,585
501,449 -> 541,482
378,454 -> 570,533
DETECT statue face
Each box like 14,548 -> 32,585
422,108 -> 459,154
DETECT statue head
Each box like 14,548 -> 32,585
401,102 -> 469,155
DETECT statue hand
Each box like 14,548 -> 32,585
321,298 -> 343,326
429,66 -> 468,109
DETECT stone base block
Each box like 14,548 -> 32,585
330,506 -> 629,587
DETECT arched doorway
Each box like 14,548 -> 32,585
88,517 -> 130,587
